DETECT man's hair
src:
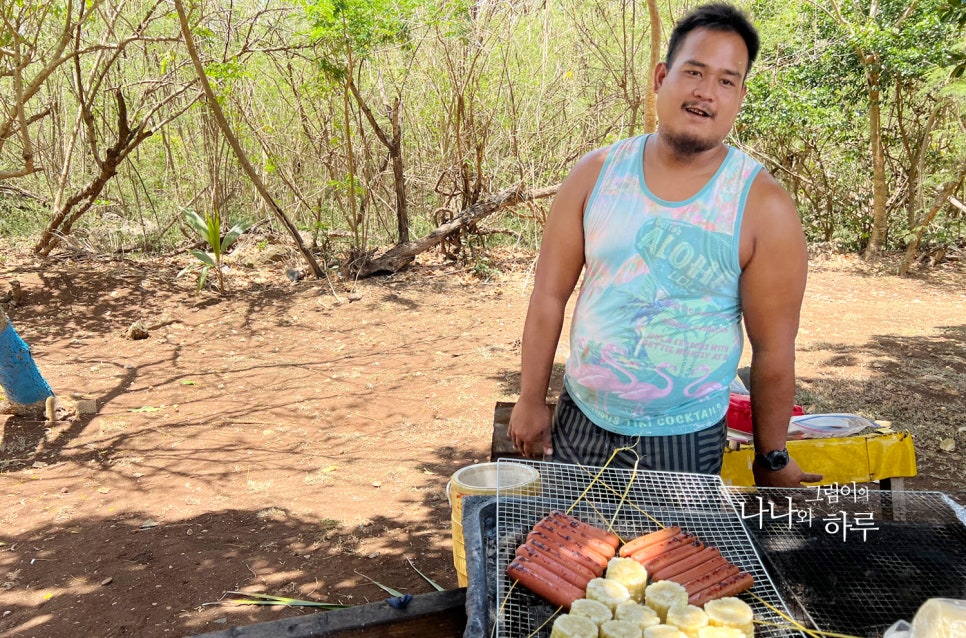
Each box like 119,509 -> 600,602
665,3 -> 760,76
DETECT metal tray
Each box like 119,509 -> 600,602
483,459 -> 801,638
730,488 -> 966,637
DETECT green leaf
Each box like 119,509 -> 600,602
222,220 -> 253,252
216,591 -> 348,608
190,250 -> 216,267
354,571 -> 404,597
184,209 -> 208,237
407,558 -> 444,592
196,265 -> 210,292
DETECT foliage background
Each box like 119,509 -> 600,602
0,0 -> 964,269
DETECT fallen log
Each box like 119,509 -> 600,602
352,183 -> 560,277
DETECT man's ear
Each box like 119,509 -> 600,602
653,62 -> 668,92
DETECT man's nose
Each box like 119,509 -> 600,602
693,77 -> 715,101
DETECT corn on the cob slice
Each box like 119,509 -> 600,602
703,597 -> 753,630
666,604 -> 710,638
601,619 -> 645,638
644,625 -> 689,638
586,577 -> 631,612
570,598 -> 613,626
615,600 -> 661,629
550,613 -> 600,638
645,580 -> 689,622
606,556 -> 648,602
697,626 -> 746,638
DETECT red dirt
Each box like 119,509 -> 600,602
1,243 -> 964,637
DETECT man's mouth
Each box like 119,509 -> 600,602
683,103 -> 714,118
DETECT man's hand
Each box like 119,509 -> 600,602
508,399 -> 553,459
753,456 -> 822,488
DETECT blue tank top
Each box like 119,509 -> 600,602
564,134 -> 762,436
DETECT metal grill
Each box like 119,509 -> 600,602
728,489 -> 966,638
493,459 -> 801,638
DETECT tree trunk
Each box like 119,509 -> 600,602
347,77 -> 409,244
0,309 -> 54,406
173,0 -> 324,280
389,98 -> 409,243
643,0 -> 661,133
34,90 -> 153,256
353,183 -> 559,277
898,160 -> 966,275
864,64 -> 889,257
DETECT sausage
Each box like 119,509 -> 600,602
688,571 -> 755,607
642,539 -> 705,573
649,546 -> 718,580
522,537 -> 599,578
549,511 -> 620,549
517,542 -> 598,582
664,554 -> 730,586
628,532 -> 696,562
680,563 -> 741,595
506,558 -> 585,610
619,525 -> 682,557
534,520 -> 615,563
515,544 -> 593,590
526,531 -> 607,575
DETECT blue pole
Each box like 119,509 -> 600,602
0,310 -> 54,405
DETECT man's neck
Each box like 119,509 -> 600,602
651,131 -> 728,171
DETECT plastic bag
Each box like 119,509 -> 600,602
883,599 -> 966,638
787,413 -> 878,439
912,598 -> 966,637
883,620 -> 912,638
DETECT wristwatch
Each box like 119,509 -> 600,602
754,448 -> 790,471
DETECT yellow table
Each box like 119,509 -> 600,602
721,431 -> 918,489
491,403 -> 918,490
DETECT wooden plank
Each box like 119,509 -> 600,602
490,401 -> 555,461
190,588 -> 467,638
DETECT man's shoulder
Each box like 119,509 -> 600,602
747,167 -> 794,210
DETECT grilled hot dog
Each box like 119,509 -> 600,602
681,563 -> 741,595
515,543 -> 594,589
618,525 -> 682,557
506,558 -> 584,610
534,519 -> 616,561
688,571 -> 755,606
548,511 -> 620,550
526,530 -> 607,574
641,538 -> 705,573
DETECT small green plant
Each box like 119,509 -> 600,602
178,209 -> 251,294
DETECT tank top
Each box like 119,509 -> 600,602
564,134 -> 762,436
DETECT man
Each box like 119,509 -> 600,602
508,3 -> 821,488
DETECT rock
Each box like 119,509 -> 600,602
939,438 -> 956,452
126,320 -> 149,340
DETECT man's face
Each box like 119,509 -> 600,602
654,28 -> 749,156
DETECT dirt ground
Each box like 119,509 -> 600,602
1,240 -> 964,638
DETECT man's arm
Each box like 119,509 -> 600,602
740,172 -> 823,487
507,149 -> 606,458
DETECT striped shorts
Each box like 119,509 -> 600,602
551,387 -> 727,473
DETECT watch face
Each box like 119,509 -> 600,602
758,449 -> 789,471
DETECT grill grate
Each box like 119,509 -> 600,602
728,489 -> 966,638
494,459 -> 801,638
